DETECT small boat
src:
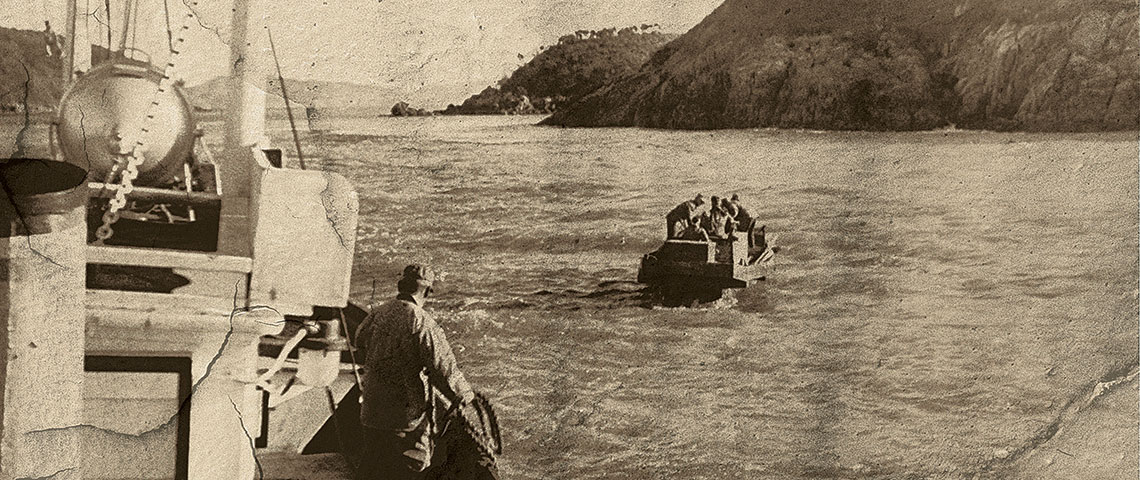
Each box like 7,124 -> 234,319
637,222 -> 776,306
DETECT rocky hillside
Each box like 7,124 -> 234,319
0,27 -> 64,114
443,27 -> 677,115
545,0 -> 1138,131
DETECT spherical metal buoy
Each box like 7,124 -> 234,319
55,61 -> 196,186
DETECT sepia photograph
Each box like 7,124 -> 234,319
0,0 -> 1136,478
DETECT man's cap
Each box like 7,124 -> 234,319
694,193 -> 705,203
400,264 -> 436,286
731,193 -> 740,201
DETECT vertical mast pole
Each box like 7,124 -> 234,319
60,0 -> 77,85
218,0 -> 268,256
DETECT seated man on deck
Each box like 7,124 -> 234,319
665,194 -> 705,238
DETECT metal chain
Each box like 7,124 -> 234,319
94,10 -> 195,244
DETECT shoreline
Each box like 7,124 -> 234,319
4,110 -> 1136,137
302,112 -> 1140,136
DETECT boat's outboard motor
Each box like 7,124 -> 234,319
55,61 -> 196,185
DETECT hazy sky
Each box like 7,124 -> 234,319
3,0 -> 721,106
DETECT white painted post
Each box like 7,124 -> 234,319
0,159 -> 88,479
219,0 -> 270,257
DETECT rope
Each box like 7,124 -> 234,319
439,392 -> 502,460
254,329 -> 307,389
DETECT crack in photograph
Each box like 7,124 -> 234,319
0,0 -> 1136,479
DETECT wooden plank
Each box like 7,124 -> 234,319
170,268 -> 249,298
88,245 -> 252,273
85,306 -> 284,338
87,290 -> 242,316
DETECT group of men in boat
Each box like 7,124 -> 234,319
665,193 -> 755,242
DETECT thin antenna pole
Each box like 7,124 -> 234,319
61,0 -> 77,84
104,0 -> 111,52
267,28 -> 307,170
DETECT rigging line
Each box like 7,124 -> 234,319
104,0 -> 110,52
267,27 -> 307,170
83,0 -> 89,63
338,309 -> 363,395
162,0 -> 173,53
128,0 -> 139,57
117,0 -> 131,52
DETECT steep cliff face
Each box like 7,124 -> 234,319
947,7 -> 1138,130
545,0 -> 1138,131
553,29 -> 954,130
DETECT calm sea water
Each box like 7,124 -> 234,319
4,114 -> 1137,479
266,115 -> 1137,480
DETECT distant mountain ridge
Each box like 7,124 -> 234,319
544,0 -> 1138,131
186,77 -> 394,115
0,25 -> 393,117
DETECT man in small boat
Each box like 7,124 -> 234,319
677,217 -> 711,241
729,194 -> 758,245
720,196 -> 738,218
701,195 -> 720,232
730,194 -> 753,230
665,194 -> 705,238
707,198 -> 736,238
719,198 -> 740,236
355,264 -> 475,480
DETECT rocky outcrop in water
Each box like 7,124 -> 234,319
391,101 -> 432,117
441,88 -> 558,115
444,28 -> 677,115
544,0 -> 1138,131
